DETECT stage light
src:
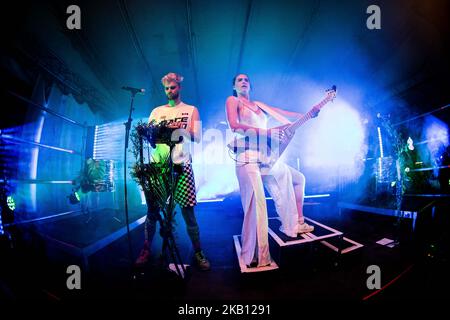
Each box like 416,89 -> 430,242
377,126 -> 384,158
6,196 -> 15,211
423,116 -> 449,158
407,137 -> 414,151
0,208 -> 4,236
301,100 -> 367,180
68,190 -> 80,204
0,191 -> 14,225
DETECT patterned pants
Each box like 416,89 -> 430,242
174,161 -> 197,207
143,161 -> 200,249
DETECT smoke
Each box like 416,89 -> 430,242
193,128 -> 239,200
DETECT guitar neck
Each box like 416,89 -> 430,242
289,99 -> 329,131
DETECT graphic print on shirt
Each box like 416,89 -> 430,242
158,116 -> 189,129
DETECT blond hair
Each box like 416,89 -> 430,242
161,72 -> 184,85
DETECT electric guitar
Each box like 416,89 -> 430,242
228,85 -> 337,167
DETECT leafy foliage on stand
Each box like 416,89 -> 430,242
129,121 -> 179,231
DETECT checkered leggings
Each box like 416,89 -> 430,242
174,161 -> 197,207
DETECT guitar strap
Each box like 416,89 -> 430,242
255,101 -> 291,125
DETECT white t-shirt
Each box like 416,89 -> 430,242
148,101 -> 197,164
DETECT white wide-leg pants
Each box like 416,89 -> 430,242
236,161 -> 302,266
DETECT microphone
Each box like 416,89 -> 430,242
122,86 -> 145,95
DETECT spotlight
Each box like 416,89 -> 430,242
6,196 -> 15,211
68,189 -> 81,204
0,204 -> 14,248
0,208 -> 4,236
407,137 -> 415,151
0,191 -> 14,225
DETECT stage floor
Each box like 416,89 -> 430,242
1,197 -> 449,303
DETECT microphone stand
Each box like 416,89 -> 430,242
160,141 -> 186,278
137,126 -> 186,279
123,91 -> 139,272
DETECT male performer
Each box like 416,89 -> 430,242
135,72 -> 210,271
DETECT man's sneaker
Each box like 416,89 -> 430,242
297,222 -> 314,234
194,251 -> 211,271
135,241 -> 150,267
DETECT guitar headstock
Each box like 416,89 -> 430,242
306,85 -> 337,118
325,85 -> 337,102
